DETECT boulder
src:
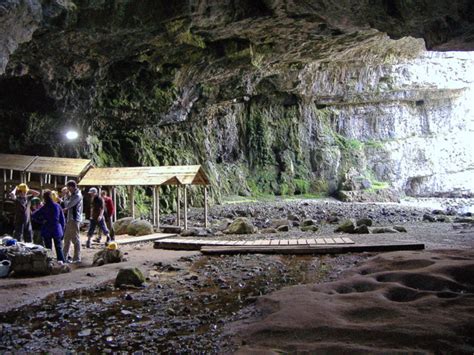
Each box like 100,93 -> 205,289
354,224 -> 370,234
301,225 -> 319,232
276,225 -> 290,232
115,268 -> 145,288
371,227 -> 398,234
114,217 -> 134,235
301,219 -> 316,227
261,228 -> 278,234
93,248 -> 124,266
287,213 -> 300,221
7,245 -> 51,276
422,214 -> 436,222
393,225 -> 407,233
356,218 -> 373,227
127,219 -> 154,236
224,217 -> 255,234
271,219 -> 290,228
334,220 -> 356,233
160,225 -> 184,234
181,228 -> 213,237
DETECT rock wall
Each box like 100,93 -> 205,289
0,0 -> 473,203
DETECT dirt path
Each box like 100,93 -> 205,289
0,243 -> 198,313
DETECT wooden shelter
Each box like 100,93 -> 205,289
78,165 -> 210,229
0,153 -> 92,211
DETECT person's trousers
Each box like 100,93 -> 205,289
88,218 -> 109,238
98,215 -> 115,240
14,221 -> 32,243
43,235 -> 65,262
63,220 -> 81,262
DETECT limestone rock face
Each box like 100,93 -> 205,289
1,0 -> 474,201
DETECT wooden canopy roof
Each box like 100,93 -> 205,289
0,153 -> 92,177
0,154 -> 36,171
78,165 -> 209,186
26,156 -> 92,177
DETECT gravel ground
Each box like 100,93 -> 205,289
0,197 -> 473,353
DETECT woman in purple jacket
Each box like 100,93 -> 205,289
32,190 -> 66,263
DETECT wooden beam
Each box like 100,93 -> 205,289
184,185 -> 188,230
152,186 -> 156,226
156,186 -> 160,229
130,185 -> 135,219
176,185 -> 181,226
204,186 -> 208,228
200,243 -> 426,255
112,187 -> 117,222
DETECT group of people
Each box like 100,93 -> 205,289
9,180 -> 116,264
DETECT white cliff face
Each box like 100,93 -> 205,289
303,51 -> 474,196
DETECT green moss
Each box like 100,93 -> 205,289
177,31 -> 206,48
294,179 -> 310,195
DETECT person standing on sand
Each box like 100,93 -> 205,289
9,183 -> 40,242
97,190 -> 115,242
86,187 -> 111,248
31,190 -> 65,263
62,180 -> 83,263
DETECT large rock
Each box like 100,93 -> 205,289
4,244 -> 51,276
114,217 -> 134,235
334,220 -> 356,234
224,217 -> 255,235
115,268 -> 145,288
127,219 -> 154,236
93,249 -> 124,266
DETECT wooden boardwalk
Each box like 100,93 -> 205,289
154,237 -> 355,251
92,233 -> 177,246
153,236 -> 425,255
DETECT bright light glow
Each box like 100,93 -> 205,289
65,130 -> 79,140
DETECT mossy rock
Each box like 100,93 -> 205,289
354,225 -> 370,234
301,219 -> 316,227
393,225 -> 407,233
127,219 -> 154,236
356,218 -> 373,227
371,227 -> 398,234
93,249 -> 124,266
301,225 -> 319,232
334,219 -> 356,233
224,217 -> 255,234
277,225 -> 290,232
114,217 -> 134,235
115,268 -> 145,287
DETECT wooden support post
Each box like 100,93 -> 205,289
112,187 -> 117,222
204,186 -> 208,228
54,175 -> 57,188
176,186 -> 181,226
156,186 -> 160,229
10,170 -> 13,180
0,170 -> 4,213
184,185 -> 188,230
65,176 -> 68,185
40,174 -> 44,192
152,186 -> 156,227
130,186 -> 135,219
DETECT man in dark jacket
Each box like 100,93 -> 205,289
87,187 -> 111,247
9,183 -> 39,242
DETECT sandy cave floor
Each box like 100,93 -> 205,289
0,197 -> 473,353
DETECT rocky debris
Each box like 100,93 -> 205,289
115,268 -> 145,288
5,245 -> 50,276
181,228 -> 213,237
127,220 -> 154,236
224,218 -> 255,235
454,217 -> 474,223
270,219 -> 289,228
354,224 -> 370,234
114,217 -> 134,235
93,249 -> 124,266
160,225 -> 184,234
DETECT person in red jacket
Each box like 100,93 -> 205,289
98,190 -> 115,241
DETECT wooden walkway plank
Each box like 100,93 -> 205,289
333,237 -> 344,244
342,237 -> 355,244
316,238 -> 326,244
324,238 -> 336,244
